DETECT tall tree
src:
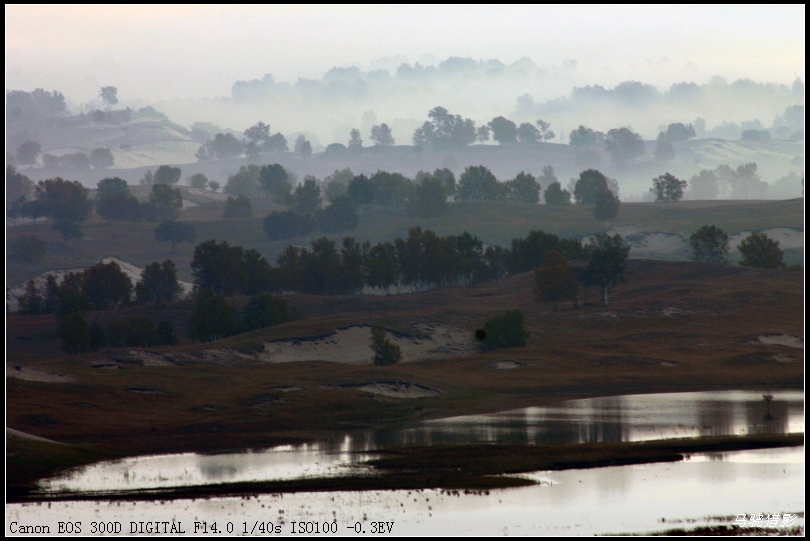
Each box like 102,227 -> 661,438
149,184 -> 183,221
154,165 -> 182,185
370,123 -> 395,146
36,178 -> 92,222
456,166 -> 504,202
605,127 -> 645,167
258,164 -> 292,203
136,260 -> 183,304
348,128 -> 363,151
544,182 -> 572,205
505,172 -> 540,204
154,220 -> 196,253
82,261 -> 133,310
584,233 -> 630,306
650,173 -> 687,202
534,250 -> 578,310
99,86 -> 118,107
592,189 -> 620,223
294,178 -> 322,213
573,169 -> 610,205
16,140 -> 41,166
489,116 -> 518,144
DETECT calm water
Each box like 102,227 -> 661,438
7,390 -> 804,535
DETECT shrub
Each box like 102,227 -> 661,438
371,326 -> 402,365
479,310 -> 530,352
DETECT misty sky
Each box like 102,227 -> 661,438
5,5 -> 805,105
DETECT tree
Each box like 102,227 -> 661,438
154,220 -> 196,253
82,261 -> 133,310
295,135 -> 312,158
154,165 -> 182,185
544,182 -> 572,205
294,178 -> 322,213
59,312 -> 90,354
516,122 -> 541,144
665,123 -> 696,141
189,292 -> 240,342
243,293 -> 292,332
688,169 -> 719,200
52,220 -> 83,244
433,168 -> 456,196
584,233 -> 630,306
689,225 -> 729,263
407,177 -> 448,218
10,236 -> 46,265
196,132 -> 244,161
534,250 -> 578,310
258,164 -> 292,203
738,233 -> 784,269
208,180 -> 221,192
479,310 -> 530,352
505,172 -> 540,204
36,178 -> 92,222
370,123 -> 395,146
149,184 -> 182,221
317,194 -> 358,233
347,174 -> 375,207
188,173 -> 209,189
244,121 -> 271,148
16,140 -> 41,166
569,125 -> 603,148
18,279 -> 43,315
89,147 -> 115,169
592,189 -> 620,222
476,125 -> 491,144
573,169 -> 610,204
489,116 -> 518,144
136,260 -> 183,304
651,173 -> 687,202
348,128 -> 363,151
412,106 -> 477,150
99,86 -> 118,107
604,127 -> 645,167
190,240 -> 249,296
7,165 -> 34,205
653,132 -> 675,161
224,164 -> 260,197
535,119 -> 555,141
223,195 -> 253,219
456,166 -> 504,202
322,168 -> 353,201
370,326 -> 401,365
96,176 -> 129,201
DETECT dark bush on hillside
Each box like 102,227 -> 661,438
479,310 -> 530,352
371,326 -> 402,365
242,293 -> 293,332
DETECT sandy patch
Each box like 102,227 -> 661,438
257,324 -> 474,364
122,350 -> 178,366
730,228 -> 804,251
755,334 -> 804,349
6,363 -> 76,383
272,386 -> 304,392
323,382 -> 441,398
487,361 -> 523,370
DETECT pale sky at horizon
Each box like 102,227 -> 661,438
5,4 -> 805,105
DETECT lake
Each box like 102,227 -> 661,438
6,390 -> 804,535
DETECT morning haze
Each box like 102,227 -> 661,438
5,4 -> 805,536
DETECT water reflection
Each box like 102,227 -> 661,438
36,390 -> 803,496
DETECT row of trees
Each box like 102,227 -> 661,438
189,291 -> 293,342
190,226 -> 613,300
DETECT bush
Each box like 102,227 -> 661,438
479,310 -> 530,352
738,232 -> 784,269
243,293 -> 293,331
371,326 -> 401,365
